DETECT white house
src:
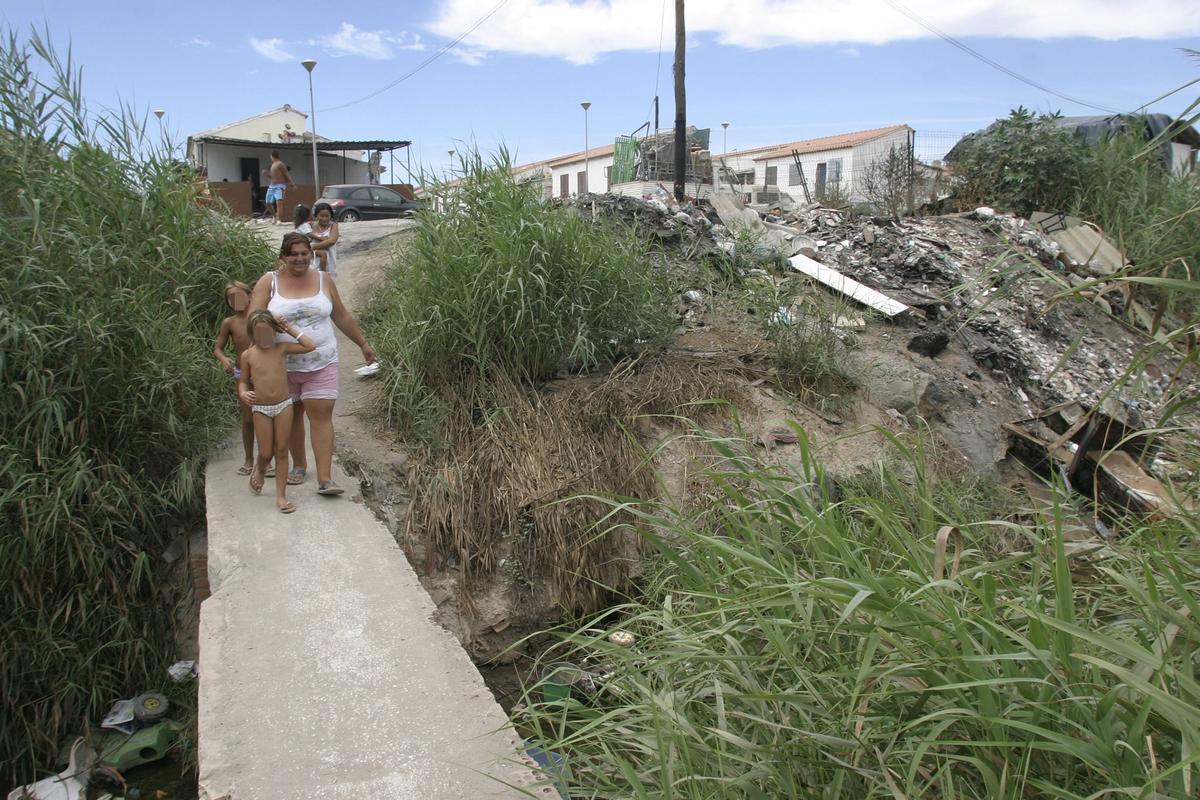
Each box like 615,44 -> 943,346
187,105 -> 409,215
751,125 -> 912,203
546,143 -> 617,197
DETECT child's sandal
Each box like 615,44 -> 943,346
278,501 -> 296,514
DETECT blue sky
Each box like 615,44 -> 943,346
3,0 -> 1198,178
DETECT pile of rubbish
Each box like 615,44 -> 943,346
558,190 -> 719,245
8,662 -> 195,800
560,189 -> 1192,426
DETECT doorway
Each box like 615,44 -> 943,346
240,157 -> 262,212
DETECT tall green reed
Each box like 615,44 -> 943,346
364,149 -> 674,444
516,429 -> 1200,799
0,27 -> 271,784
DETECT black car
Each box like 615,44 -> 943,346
317,184 -> 423,222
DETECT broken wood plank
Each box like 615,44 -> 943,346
787,253 -> 910,317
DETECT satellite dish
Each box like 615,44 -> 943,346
284,123 -> 292,130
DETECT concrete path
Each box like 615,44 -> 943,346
198,220 -> 550,800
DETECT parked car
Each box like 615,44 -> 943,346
316,184 -> 423,222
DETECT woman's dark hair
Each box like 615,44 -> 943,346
313,202 -> 333,218
293,204 -> 311,228
279,231 -> 312,258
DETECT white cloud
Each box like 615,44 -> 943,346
839,47 -> 861,57
426,0 -> 1200,65
189,36 -> 211,47
319,23 -> 425,59
249,37 -> 296,62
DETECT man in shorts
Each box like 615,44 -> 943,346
266,150 -> 295,224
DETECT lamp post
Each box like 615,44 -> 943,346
301,59 -> 320,199
580,101 -> 591,195
721,121 -> 729,157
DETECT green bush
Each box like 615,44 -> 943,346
366,150 -> 674,443
517,431 -> 1200,799
0,29 -> 272,784
951,108 -> 1094,215
1075,133 -> 1200,298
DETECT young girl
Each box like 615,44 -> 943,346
238,309 -> 315,513
293,204 -> 328,272
309,203 -> 339,277
213,281 -> 256,475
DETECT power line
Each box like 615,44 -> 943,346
881,0 -> 1119,114
645,0 -> 668,133
320,0 -> 509,113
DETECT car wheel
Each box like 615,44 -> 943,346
339,209 -> 361,222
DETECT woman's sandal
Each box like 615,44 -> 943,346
287,468 -> 307,485
265,465 -> 276,478
317,480 -> 344,496
248,470 -> 263,496
278,501 -> 297,514
237,465 -> 252,476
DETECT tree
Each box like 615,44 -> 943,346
860,145 -> 913,218
949,107 -> 1093,215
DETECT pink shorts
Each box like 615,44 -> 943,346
287,361 -> 339,401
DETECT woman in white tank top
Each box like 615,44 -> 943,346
249,232 -> 375,496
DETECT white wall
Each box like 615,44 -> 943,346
849,128 -> 911,201
550,153 -> 615,197
1171,141 -> 1198,173
199,142 -> 369,185
758,146 -> 854,201
212,106 -> 309,144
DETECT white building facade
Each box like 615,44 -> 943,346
753,125 -> 912,203
548,144 -> 616,198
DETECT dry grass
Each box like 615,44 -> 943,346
405,353 -> 749,613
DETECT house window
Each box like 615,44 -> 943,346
815,162 -> 828,196
788,163 -> 803,186
828,158 -> 843,184
560,173 -> 569,197
577,170 -> 588,194
736,170 -> 754,185
765,166 -> 778,186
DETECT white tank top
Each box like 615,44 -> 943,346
267,271 -> 337,372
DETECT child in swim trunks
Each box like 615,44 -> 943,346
214,281 -> 256,476
238,309 -> 315,513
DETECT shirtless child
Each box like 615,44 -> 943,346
238,310 -> 315,513
214,282 -> 257,475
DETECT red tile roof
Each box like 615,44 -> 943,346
544,142 -> 617,168
752,125 -> 910,161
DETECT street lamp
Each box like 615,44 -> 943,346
152,109 -> 166,147
580,101 -> 591,195
721,121 -> 729,157
301,59 -> 320,199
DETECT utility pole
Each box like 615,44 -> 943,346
672,0 -> 686,202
